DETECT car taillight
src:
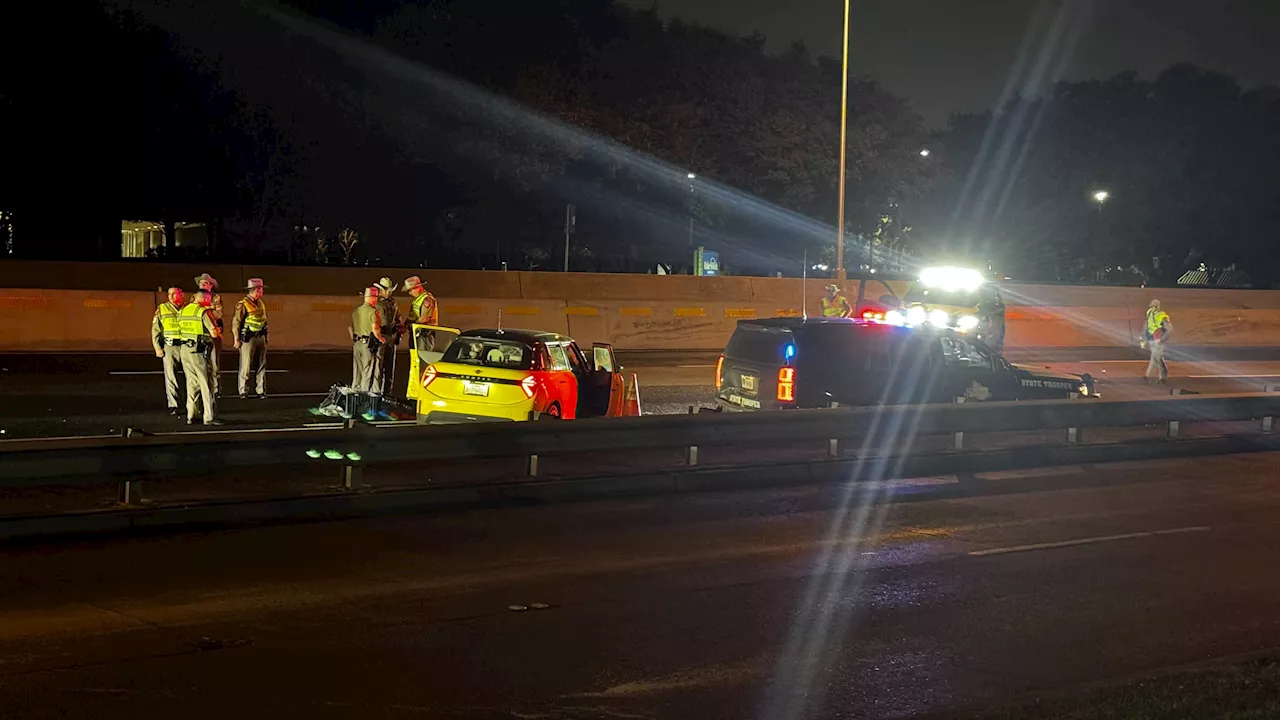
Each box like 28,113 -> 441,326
520,375 -> 538,399
715,355 -> 724,390
777,367 -> 795,402
421,364 -> 437,388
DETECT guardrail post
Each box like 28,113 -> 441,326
827,401 -> 840,457
527,454 -> 539,477
1066,393 -> 1081,444
686,444 -> 699,466
1167,388 -> 1182,438
117,428 -> 144,506
341,418 -> 362,490
952,397 -> 965,450
1264,384 -> 1276,433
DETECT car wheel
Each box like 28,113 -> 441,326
541,402 -> 562,420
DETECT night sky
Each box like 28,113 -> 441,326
630,0 -> 1280,125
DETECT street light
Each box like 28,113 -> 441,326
835,0 -> 851,281
1093,190 -> 1110,204
687,173 -> 696,179
686,172 -> 697,248
919,149 -> 931,157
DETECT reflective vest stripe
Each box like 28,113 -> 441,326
413,292 -> 438,324
240,297 -> 267,332
821,296 -> 848,317
157,304 -> 182,340
178,304 -> 211,341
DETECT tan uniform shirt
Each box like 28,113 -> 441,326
349,304 -> 384,343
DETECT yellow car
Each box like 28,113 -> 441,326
412,326 -> 625,423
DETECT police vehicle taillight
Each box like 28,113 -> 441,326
777,367 -> 795,402
715,355 -> 724,390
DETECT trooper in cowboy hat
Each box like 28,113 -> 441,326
372,278 -> 402,395
402,275 -> 438,326
193,273 -> 225,396
822,283 -> 852,318
232,278 -> 269,398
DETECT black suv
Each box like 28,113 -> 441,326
715,317 -> 1095,411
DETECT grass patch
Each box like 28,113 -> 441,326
960,656 -> 1280,720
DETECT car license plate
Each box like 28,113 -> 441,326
462,381 -> 490,397
740,374 -> 758,392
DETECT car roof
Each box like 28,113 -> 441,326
737,317 -> 958,338
458,328 -> 570,344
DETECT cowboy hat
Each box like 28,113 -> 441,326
402,275 -> 424,290
375,277 -> 398,293
245,278 -> 266,290
194,272 -> 218,289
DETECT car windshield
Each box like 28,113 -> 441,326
442,337 -> 533,370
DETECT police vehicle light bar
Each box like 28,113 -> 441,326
919,266 -> 985,293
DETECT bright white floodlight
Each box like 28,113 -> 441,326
919,266 -> 985,293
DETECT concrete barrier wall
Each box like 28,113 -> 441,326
2,260 -> 1280,352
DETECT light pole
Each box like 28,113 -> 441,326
835,0 -> 851,281
687,173 -> 697,248
1093,190 -> 1110,205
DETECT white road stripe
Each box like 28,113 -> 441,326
258,392 -> 327,398
676,364 -> 716,368
968,526 -> 1209,557
109,370 -> 289,375
1186,374 -> 1280,379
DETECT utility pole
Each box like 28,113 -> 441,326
835,0 -> 851,281
563,203 -> 575,272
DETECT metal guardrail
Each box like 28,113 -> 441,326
3,393 -> 1280,496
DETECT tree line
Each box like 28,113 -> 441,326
3,1 -> 1278,285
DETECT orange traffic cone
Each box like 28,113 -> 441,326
623,373 -> 642,417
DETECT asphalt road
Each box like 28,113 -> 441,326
3,452 -> 1280,718
3,347 -> 1280,439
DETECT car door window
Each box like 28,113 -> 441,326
564,343 -> 587,374
546,344 -> 571,372
940,337 -> 990,369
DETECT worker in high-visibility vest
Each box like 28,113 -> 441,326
232,278 -> 269,399
403,275 -> 438,325
151,286 -> 186,415
194,272 -> 224,397
177,289 -> 222,425
821,284 -> 852,318
1141,299 -> 1173,384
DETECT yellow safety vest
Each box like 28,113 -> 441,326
821,295 -> 849,317
1146,309 -> 1170,336
239,296 -> 267,332
412,291 -> 438,325
156,303 -> 182,341
178,303 -> 212,343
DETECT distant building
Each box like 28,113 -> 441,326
120,220 -> 208,258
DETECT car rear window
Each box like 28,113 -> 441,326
794,324 -> 872,362
442,337 -> 534,370
725,324 -> 794,363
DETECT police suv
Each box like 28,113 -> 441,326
715,317 -> 1096,411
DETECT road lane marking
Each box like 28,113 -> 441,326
264,392 -> 327,398
109,370 -> 289,375
677,364 -> 716,368
1186,374 -> 1280,379
968,526 -> 1210,556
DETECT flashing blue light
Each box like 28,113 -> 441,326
784,343 -> 796,360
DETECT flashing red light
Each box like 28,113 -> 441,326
715,354 -> 724,390
777,366 -> 795,402
520,375 -> 538,399
861,309 -> 885,321
421,364 -> 438,388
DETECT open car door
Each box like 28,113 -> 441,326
585,342 -> 626,417
407,324 -> 460,400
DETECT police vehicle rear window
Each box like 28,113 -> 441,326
725,324 -> 794,363
794,324 -> 872,362
443,338 -> 534,370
